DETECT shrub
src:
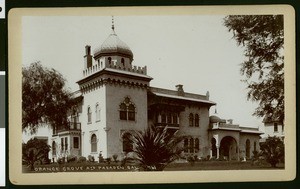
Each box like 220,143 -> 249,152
67,155 -> 77,163
260,136 -> 284,167
187,156 -> 196,166
88,155 -> 95,162
206,155 -> 211,161
130,125 -> 184,171
98,152 -> 104,163
22,138 -> 51,170
105,157 -> 111,164
112,154 -> 118,162
57,157 -> 65,164
120,157 -> 127,166
77,156 -> 87,163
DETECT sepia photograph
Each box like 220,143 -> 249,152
9,6 -> 295,184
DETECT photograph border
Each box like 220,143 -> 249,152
8,5 -> 296,185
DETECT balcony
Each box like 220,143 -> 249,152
155,122 -> 179,129
53,122 -> 81,136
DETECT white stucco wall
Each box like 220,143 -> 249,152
178,105 -> 211,158
80,84 -> 107,160
105,81 -> 148,159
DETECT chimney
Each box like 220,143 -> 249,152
227,119 -> 233,124
176,84 -> 185,96
84,45 -> 92,69
206,91 -> 210,100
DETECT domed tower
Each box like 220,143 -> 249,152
77,17 -> 152,160
83,17 -> 139,74
93,19 -> 133,69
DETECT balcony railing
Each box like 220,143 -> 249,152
56,122 -> 81,133
155,122 -> 179,128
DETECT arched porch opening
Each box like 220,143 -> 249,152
246,139 -> 251,159
220,136 -> 238,161
211,138 -> 217,158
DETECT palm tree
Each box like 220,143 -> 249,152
22,138 -> 51,171
129,125 -> 184,171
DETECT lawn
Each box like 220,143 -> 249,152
164,161 -> 284,171
23,160 -> 284,173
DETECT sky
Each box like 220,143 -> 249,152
22,15 -> 263,128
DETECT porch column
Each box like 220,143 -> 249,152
177,114 -> 180,124
237,146 -> 240,161
217,146 -> 220,159
210,149 -> 212,158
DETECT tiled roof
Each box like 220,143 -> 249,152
94,31 -> 133,58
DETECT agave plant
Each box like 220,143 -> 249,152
129,125 -> 184,171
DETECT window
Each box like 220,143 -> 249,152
65,137 -> 68,151
61,138 -> 64,152
108,57 -> 112,64
119,97 -> 136,121
195,114 -> 199,127
87,106 -> 92,123
95,104 -> 100,121
173,114 -> 178,124
195,138 -> 200,153
167,114 -> 172,124
274,123 -> 278,132
161,114 -> 166,123
52,141 -> 56,156
119,103 -> 127,120
91,134 -> 97,152
189,138 -> 194,153
121,58 -> 125,66
128,104 -> 135,121
73,137 -> 79,148
184,139 -> 189,153
123,133 -> 133,153
189,113 -> 194,126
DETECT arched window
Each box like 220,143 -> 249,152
189,113 -> 194,126
52,141 -> 56,156
119,103 -> 127,120
161,114 -> 166,123
189,138 -> 194,153
119,97 -> 136,121
167,114 -> 172,124
184,138 -> 189,153
121,58 -> 125,66
128,104 -> 135,121
195,138 -> 200,153
91,134 -> 97,152
95,104 -> 100,121
123,133 -> 133,153
87,106 -> 92,123
195,114 -> 199,127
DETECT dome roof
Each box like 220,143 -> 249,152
209,115 -> 226,123
94,30 -> 133,60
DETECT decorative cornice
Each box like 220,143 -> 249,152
80,77 -> 149,94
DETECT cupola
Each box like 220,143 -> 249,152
93,17 -> 133,61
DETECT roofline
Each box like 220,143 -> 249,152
151,92 -> 216,105
77,68 -> 152,85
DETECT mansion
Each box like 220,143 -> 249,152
24,22 -> 263,162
